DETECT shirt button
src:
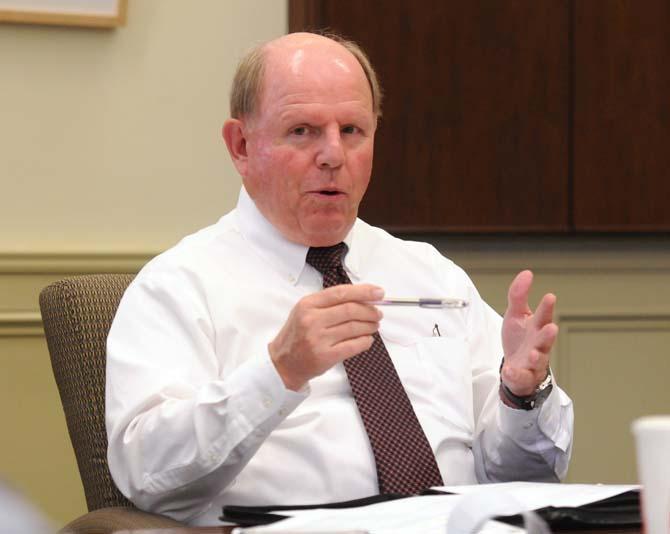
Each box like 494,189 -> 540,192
262,397 -> 272,408
523,422 -> 534,429
278,408 -> 286,416
288,275 -> 296,283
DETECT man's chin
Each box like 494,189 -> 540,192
300,218 -> 354,247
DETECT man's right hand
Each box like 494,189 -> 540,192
269,284 -> 384,391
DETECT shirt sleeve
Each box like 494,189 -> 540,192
454,268 -> 574,483
105,265 -> 306,522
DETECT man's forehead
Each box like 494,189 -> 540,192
248,36 -> 371,118
285,49 -> 355,77
264,34 -> 361,78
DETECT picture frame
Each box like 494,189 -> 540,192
0,0 -> 127,28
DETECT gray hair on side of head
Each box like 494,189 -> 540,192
229,31 -> 383,120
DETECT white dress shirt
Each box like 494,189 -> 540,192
106,187 -> 573,525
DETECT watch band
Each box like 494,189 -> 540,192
499,359 -> 553,411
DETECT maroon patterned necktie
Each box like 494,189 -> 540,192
306,242 -> 444,494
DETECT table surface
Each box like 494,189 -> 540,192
117,527 -> 640,534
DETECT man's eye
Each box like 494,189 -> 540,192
341,125 -> 359,135
291,126 -> 308,136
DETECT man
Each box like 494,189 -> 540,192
106,32 -> 573,526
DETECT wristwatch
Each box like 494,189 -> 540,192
499,359 -> 554,411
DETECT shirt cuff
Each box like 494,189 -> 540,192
498,383 -> 571,451
226,351 -> 308,434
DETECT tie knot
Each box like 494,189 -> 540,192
306,242 -> 348,276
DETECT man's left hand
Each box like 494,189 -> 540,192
501,270 -> 558,396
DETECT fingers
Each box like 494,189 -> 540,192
506,270 -> 533,318
319,300 -> 382,328
503,322 -> 556,393
501,361 -> 536,385
323,319 -> 380,346
502,273 -> 559,395
312,297 -> 382,355
269,284 -> 386,391
329,335 -> 375,362
502,348 -> 551,396
533,292 -> 556,329
508,322 -> 558,370
535,322 -> 559,353
308,283 -> 384,308
296,288 -> 383,335
507,347 -> 549,373
501,364 -> 540,396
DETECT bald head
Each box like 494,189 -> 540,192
229,32 -> 382,121
222,31 -> 377,246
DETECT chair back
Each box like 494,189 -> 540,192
39,274 -> 135,511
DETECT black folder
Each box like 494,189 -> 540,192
507,490 -> 641,531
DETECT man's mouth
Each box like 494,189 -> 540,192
310,188 -> 343,196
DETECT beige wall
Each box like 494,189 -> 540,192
1,0 -> 669,529
1,0 -> 287,254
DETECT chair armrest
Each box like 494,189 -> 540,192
59,506 -> 184,534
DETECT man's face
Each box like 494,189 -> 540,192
236,38 -> 376,247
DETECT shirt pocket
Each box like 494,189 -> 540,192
414,336 -> 475,435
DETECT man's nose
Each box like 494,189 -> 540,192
315,130 -> 344,169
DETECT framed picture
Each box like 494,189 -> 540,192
0,0 -> 127,28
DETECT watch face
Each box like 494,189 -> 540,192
525,373 -> 553,410
533,382 -> 553,408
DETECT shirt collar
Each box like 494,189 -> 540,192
235,186 -> 361,284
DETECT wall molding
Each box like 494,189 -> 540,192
2,242 -> 670,274
0,311 -> 44,337
554,311 -> 670,383
421,235 -> 670,274
558,311 -> 670,322
0,251 -> 156,274
0,252 -> 154,323
452,249 -> 670,274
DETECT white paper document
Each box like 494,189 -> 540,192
231,482 -> 639,534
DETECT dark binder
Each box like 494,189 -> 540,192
514,490 -> 640,530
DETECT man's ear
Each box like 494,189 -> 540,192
222,119 -> 249,177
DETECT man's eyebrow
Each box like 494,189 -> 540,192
277,108 -> 321,124
277,114 -> 312,127
277,105 -> 375,127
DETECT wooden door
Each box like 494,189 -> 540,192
290,0 -> 571,233
573,0 -> 670,232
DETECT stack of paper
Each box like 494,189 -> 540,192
232,494 -> 523,533
230,482 -> 639,534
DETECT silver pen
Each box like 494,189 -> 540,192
371,297 -> 468,309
